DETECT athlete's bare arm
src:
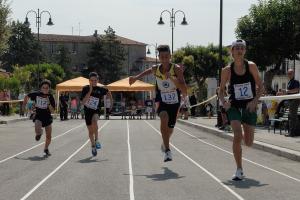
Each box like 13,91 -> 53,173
173,65 -> 187,96
82,83 -> 93,105
107,90 -> 113,111
22,95 -> 29,111
129,66 -> 156,85
219,66 -> 231,110
247,61 -> 264,112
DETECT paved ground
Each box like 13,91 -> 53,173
0,118 -> 299,200
178,116 -> 300,153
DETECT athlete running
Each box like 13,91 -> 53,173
80,72 -> 113,156
129,45 -> 187,162
219,39 -> 264,180
23,79 -> 55,156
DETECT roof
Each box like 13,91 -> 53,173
37,34 -> 146,46
56,76 -> 104,92
107,77 -> 155,91
143,57 -> 158,62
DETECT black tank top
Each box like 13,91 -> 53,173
229,60 -> 256,108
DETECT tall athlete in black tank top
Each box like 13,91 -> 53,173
219,39 -> 264,181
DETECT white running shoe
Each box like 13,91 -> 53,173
232,168 -> 244,181
164,150 -> 172,162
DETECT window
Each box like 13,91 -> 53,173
72,43 -> 78,54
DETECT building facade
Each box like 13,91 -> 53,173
38,33 -> 156,81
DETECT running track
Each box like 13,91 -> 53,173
0,118 -> 299,200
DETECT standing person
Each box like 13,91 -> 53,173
59,93 -> 68,121
3,90 -> 10,116
121,97 -> 127,119
145,95 -> 154,119
22,79 -> 55,156
129,44 -> 187,162
219,39 -> 264,181
70,97 -> 78,119
284,69 -> 300,137
189,92 -> 197,117
80,72 -> 113,156
104,94 -> 112,120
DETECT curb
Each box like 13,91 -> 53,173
0,117 -> 29,124
177,119 -> 300,162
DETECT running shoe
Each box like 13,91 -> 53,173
91,146 -> 97,157
35,134 -> 42,141
95,140 -> 102,149
232,168 -> 244,181
44,149 -> 51,156
164,149 -> 172,162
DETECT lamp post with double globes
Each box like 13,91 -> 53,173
24,9 -> 54,88
157,8 -> 188,54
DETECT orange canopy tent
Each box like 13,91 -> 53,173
56,76 -> 104,92
107,77 -> 155,92
55,76 -> 104,111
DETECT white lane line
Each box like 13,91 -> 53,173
0,123 -> 85,164
145,121 -> 245,200
127,120 -> 135,200
19,121 -> 110,200
175,126 -> 300,183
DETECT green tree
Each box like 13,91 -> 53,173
2,21 -> 43,71
86,36 -> 106,78
55,45 -> 71,78
236,0 -> 300,89
0,76 -> 20,95
0,0 -> 10,56
21,63 -> 65,90
11,66 -> 31,92
173,44 -> 229,98
87,26 -> 125,84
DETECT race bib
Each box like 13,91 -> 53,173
85,96 -> 99,110
161,90 -> 179,104
234,82 -> 253,100
146,107 -> 152,113
36,96 -> 48,109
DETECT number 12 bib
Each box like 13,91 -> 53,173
36,96 -> 48,109
234,82 -> 253,100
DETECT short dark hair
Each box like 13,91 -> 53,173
89,72 -> 99,79
40,79 -> 51,88
157,45 -> 170,54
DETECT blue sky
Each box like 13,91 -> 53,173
10,0 -> 258,56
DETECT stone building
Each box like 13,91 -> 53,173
38,33 -> 157,82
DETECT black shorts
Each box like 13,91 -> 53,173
34,115 -> 53,127
85,111 -> 99,126
157,102 -> 180,128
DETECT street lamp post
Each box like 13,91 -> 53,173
24,9 -> 54,88
218,0 -> 223,81
146,43 -> 158,65
217,0 -> 223,127
157,8 -> 188,54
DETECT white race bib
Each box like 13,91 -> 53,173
234,82 -> 253,100
146,107 -> 152,113
161,90 -> 179,104
85,96 -> 99,110
36,96 -> 48,109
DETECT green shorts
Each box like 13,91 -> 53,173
227,107 -> 257,126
